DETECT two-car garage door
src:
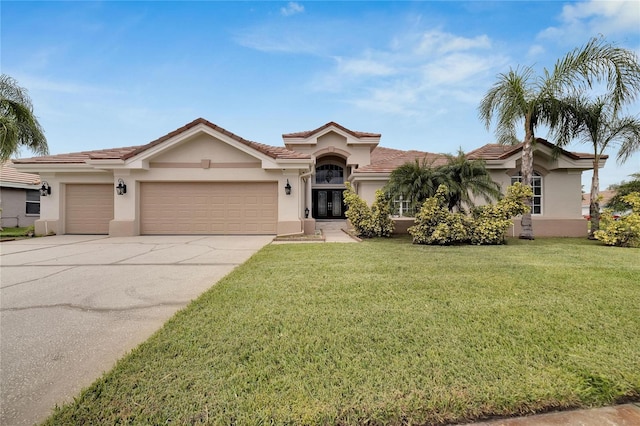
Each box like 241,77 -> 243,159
140,182 -> 277,235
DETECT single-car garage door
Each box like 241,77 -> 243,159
65,184 -> 114,234
140,182 -> 277,235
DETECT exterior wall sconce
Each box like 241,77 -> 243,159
40,181 -> 51,196
285,179 -> 291,195
116,178 -> 127,195
305,207 -> 309,218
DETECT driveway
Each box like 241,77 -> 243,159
0,234 -> 272,426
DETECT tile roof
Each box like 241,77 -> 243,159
13,118 -> 310,164
355,147 -> 448,173
1,161 -> 41,185
582,189 -> 616,207
283,121 -> 381,139
466,138 -> 602,161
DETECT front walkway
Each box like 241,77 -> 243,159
316,220 -> 358,243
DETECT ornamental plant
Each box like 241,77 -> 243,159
408,185 -> 471,245
343,182 -> 394,238
594,192 -> 640,248
469,182 -> 532,245
409,183 -> 532,245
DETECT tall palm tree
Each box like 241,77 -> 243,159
553,95 -> 640,236
479,37 -> 640,239
0,74 -> 48,161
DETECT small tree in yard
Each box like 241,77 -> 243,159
343,182 -> 394,238
594,192 -> 640,248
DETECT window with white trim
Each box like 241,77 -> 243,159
511,171 -> 542,214
25,190 -> 40,215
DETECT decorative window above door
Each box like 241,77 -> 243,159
315,164 -> 344,184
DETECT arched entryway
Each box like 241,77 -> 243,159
312,155 -> 347,219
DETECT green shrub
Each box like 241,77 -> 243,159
343,183 -> 394,238
371,189 -> 395,237
409,183 -> 532,246
594,192 -> 640,248
408,185 -> 471,245
469,182 -> 532,245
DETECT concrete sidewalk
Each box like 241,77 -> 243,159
466,403 -> 640,425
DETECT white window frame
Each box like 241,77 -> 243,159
511,171 -> 542,215
25,189 -> 41,216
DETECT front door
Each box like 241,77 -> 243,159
312,189 -> 346,219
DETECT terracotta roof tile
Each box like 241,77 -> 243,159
13,118 -> 310,164
356,147 -> 448,174
582,189 -> 616,207
283,122 -> 381,139
466,138 -> 603,161
1,161 -> 41,185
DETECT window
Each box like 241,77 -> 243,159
511,171 -> 542,214
26,190 -> 40,215
315,164 -> 344,184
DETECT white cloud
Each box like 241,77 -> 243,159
312,29 -> 507,119
415,31 -> 491,55
538,0 -> 640,43
335,56 -> 396,77
280,2 -> 304,17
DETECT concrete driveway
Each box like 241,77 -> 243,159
0,234 -> 272,426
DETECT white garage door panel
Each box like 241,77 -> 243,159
66,184 -> 114,234
140,182 -> 278,235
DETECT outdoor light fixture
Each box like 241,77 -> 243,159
285,179 -> 292,195
305,207 -> 310,218
116,178 -> 127,195
40,182 -> 51,197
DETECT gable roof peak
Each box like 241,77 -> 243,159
282,122 -> 381,139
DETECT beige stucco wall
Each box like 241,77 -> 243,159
151,133 -> 260,164
287,131 -> 374,168
485,168 -> 583,219
0,187 -> 39,228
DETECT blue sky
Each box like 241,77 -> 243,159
3,0 -> 639,189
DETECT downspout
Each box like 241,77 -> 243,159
299,170 -> 314,233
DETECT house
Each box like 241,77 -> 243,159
581,189 -> 617,218
0,162 -> 41,229
12,118 -> 604,237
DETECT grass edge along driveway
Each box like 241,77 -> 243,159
44,238 -> 640,425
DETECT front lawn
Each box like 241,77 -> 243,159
45,238 -> 640,425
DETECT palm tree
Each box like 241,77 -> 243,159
441,149 -> 501,212
0,74 -> 48,161
384,157 -> 447,214
479,37 -> 640,239
552,95 -> 640,236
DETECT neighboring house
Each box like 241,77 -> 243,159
581,190 -> 625,218
12,118 -> 604,237
0,162 -> 42,228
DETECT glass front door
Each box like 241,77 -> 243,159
312,189 -> 346,219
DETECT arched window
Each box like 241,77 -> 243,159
511,171 -> 542,214
315,164 -> 344,184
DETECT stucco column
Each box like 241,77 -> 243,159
34,173 -> 60,236
109,173 -> 138,237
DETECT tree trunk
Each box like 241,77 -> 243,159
588,159 -> 600,239
519,126 -> 535,240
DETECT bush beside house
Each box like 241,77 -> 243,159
594,192 -> 640,248
409,183 -> 532,245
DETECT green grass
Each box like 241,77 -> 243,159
44,238 -> 640,425
0,226 -> 33,238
